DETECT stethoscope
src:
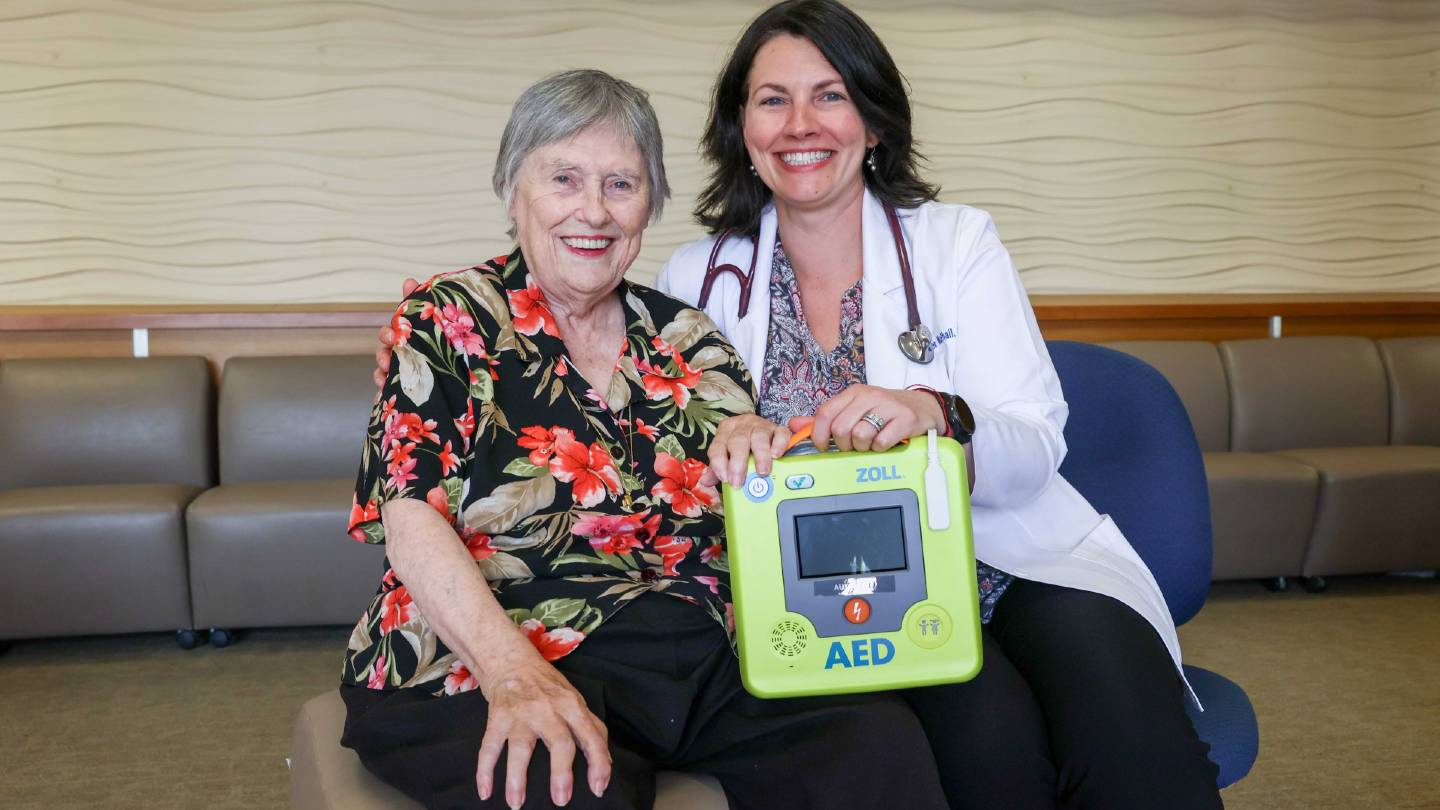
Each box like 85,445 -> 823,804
697,203 -> 935,364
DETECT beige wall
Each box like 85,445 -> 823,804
2,0 -> 1437,304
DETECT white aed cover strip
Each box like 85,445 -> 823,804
924,429 -> 950,531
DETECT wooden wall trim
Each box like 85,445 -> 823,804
5,295 -> 1440,332
0,304 -> 393,332
1028,294 -> 1440,322
3,296 -> 1438,365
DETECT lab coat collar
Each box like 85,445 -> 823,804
858,189 -> 923,391
716,203 -> 778,378
709,188 -> 921,390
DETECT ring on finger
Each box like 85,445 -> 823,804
862,412 -> 887,432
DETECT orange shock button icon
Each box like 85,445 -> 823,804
842,597 -> 871,625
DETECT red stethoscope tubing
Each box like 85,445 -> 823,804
696,203 -> 933,363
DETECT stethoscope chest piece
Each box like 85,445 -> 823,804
898,323 -> 935,364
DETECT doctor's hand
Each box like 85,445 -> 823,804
810,385 -> 945,453
475,642 -> 611,808
372,277 -> 422,388
705,414 -> 792,488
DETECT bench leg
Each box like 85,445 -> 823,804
1262,576 -> 1289,592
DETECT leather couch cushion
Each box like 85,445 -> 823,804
1221,337 -> 1389,452
186,480 -> 387,629
219,355 -> 377,484
1379,337 -> 1440,446
1104,341 -> 1230,452
1274,446 -> 1440,577
1202,452 -> 1317,581
291,691 -> 729,810
0,357 -> 213,490
0,484 -> 200,639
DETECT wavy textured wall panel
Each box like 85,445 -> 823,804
1,0 -> 1437,303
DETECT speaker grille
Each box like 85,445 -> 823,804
770,619 -> 808,657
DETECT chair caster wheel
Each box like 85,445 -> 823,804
176,629 -> 201,649
1302,576 -> 1328,593
1262,576 -> 1289,592
209,628 -> 235,648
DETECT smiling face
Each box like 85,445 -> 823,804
741,34 -> 877,218
509,125 -> 650,311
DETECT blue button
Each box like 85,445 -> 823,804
785,474 -> 814,490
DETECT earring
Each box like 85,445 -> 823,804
866,150 -> 877,172
749,164 -> 757,175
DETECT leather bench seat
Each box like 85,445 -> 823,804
290,691 -> 729,810
187,480 -> 387,630
0,484 -> 200,639
1274,446 -> 1440,577
1105,340 -> 1321,582
1107,336 -> 1440,584
186,355 -> 383,634
1201,452 -> 1318,582
0,356 -> 213,641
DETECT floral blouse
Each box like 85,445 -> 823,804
344,250 -> 755,696
757,242 -> 1014,623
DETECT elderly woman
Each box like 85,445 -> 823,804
341,69 -> 947,810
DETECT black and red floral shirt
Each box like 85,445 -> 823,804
343,250 -> 755,696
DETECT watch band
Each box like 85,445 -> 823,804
906,385 -> 975,444
908,385 -> 950,438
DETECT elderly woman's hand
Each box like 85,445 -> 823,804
372,277 -> 422,388
382,498 -> 613,807
809,385 -> 945,453
705,414 -> 793,487
475,642 -> 611,808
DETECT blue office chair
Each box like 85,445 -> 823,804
1047,340 -> 1259,788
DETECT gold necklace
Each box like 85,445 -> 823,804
615,401 -> 637,511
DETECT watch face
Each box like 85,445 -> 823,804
952,395 -> 976,440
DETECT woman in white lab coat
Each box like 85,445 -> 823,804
659,2 -> 1224,808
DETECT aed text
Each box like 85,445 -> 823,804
824,637 -> 896,669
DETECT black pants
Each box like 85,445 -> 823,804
904,578 -> 1224,810
341,593 -> 948,810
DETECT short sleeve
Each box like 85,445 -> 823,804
691,328 -> 758,416
348,279 -> 488,544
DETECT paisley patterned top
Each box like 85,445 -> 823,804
344,250 -> 754,696
755,244 -> 867,425
756,242 -> 1014,623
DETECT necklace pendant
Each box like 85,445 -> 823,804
622,493 -> 634,510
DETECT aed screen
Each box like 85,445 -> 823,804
794,507 -> 908,579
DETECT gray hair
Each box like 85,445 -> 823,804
493,69 -> 670,231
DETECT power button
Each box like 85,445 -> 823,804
743,473 -> 773,503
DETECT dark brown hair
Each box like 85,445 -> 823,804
694,0 -> 939,235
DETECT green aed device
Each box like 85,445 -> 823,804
722,431 -> 983,698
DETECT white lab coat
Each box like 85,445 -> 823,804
657,189 -> 1193,698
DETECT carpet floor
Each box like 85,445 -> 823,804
3,575 -> 1437,809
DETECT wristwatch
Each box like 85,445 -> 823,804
939,392 -> 976,445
